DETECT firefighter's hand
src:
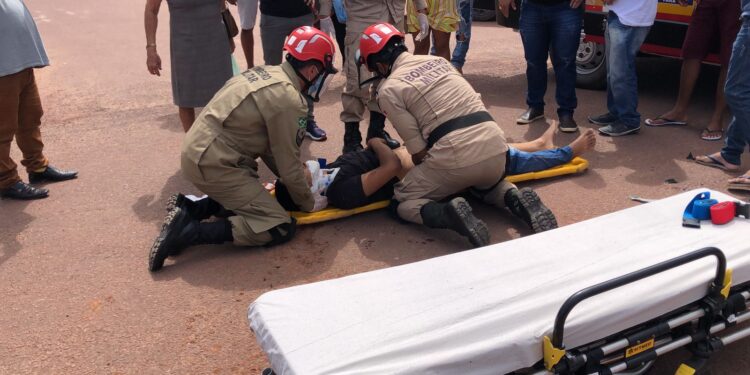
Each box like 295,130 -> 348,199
570,0 -> 584,8
415,12 -> 430,41
498,0 -> 516,18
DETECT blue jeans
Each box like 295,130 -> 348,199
451,0 -> 473,69
721,19 -> 750,166
507,146 -> 573,175
519,0 -> 583,117
605,11 -> 650,128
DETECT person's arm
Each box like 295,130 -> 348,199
145,0 -> 163,76
360,138 -> 403,196
264,93 -> 315,212
498,0 -> 516,18
377,85 -> 428,164
318,0 -> 332,18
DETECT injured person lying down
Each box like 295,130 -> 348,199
274,124 -> 597,238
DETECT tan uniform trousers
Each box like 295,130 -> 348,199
341,14 -> 405,123
0,68 -> 48,189
394,153 -> 516,224
181,136 -> 289,247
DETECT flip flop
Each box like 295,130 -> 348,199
728,175 -> 750,192
695,154 -> 740,171
700,128 -> 724,141
645,117 -> 687,127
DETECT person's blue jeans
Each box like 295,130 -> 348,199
451,0 -> 473,69
506,146 -> 573,175
721,18 -> 750,166
519,0 -> 583,117
605,11 -> 651,128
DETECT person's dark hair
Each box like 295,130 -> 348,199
286,54 -> 324,73
367,36 -> 407,72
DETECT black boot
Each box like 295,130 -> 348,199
149,207 -> 233,272
166,193 -> 234,220
367,111 -> 400,149
504,187 -> 558,234
420,197 -> 490,248
342,122 -> 364,153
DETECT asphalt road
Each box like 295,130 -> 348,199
1,1 -> 748,374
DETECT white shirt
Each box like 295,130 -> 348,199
606,0 -> 657,27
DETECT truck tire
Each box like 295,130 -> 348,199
576,38 -> 607,90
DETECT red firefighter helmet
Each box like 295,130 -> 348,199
284,26 -> 336,71
358,23 -> 404,72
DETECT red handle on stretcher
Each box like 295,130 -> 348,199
711,201 -> 736,225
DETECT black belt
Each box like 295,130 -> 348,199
427,111 -> 494,149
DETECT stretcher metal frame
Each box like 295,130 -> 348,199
533,246 -> 750,375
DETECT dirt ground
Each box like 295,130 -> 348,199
1,1 -> 748,374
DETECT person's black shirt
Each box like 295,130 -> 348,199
260,0 -> 311,18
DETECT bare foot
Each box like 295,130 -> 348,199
728,170 -> 750,184
569,129 -> 597,157
695,152 -> 740,171
658,109 -> 688,123
540,122 -> 556,150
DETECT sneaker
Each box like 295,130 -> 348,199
305,119 -> 327,141
517,107 -> 545,125
558,114 -> 579,133
588,112 -> 617,126
599,122 -> 640,137
505,187 -> 558,233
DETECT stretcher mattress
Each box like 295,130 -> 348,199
248,189 -> 750,375
290,157 -> 589,225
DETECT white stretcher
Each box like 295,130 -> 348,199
247,189 -> 750,374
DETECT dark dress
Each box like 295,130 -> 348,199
167,0 -> 233,107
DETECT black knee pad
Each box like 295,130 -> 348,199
265,218 -> 297,247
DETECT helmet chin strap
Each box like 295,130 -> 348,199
357,63 -> 392,88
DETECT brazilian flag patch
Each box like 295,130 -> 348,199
298,117 -> 307,129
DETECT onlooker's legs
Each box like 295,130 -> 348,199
0,70 -> 26,190
331,9 -> 347,63
178,107 -> 195,132
519,1 -> 550,121
451,0 -> 473,72
237,0 -> 259,68
599,12 -> 650,136
431,29 -> 452,61
721,21 -> 750,167
548,3 -> 582,121
16,69 -> 48,174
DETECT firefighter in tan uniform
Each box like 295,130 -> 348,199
359,23 -> 558,247
148,27 -> 337,271
318,0 -> 429,153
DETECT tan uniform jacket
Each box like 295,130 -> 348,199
182,62 -> 314,213
319,0 -> 426,33
377,53 -> 509,169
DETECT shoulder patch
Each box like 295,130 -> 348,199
298,117 -> 308,129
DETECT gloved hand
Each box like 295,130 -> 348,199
319,16 -> 336,39
312,194 -> 328,212
415,12 -> 430,41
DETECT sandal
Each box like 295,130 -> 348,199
695,154 -> 740,171
700,128 -> 724,141
728,175 -> 750,192
645,117 -> 687,127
